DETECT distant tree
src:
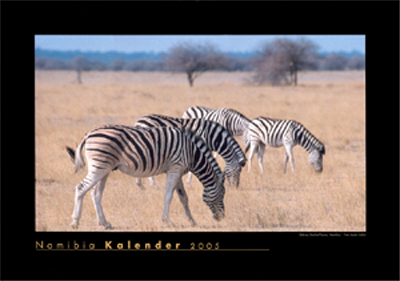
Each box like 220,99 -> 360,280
165,42 -> 225,87
70,56 -> 91,83
35,57 -> 67,70
35,57 -> 48,70
320,54 -> 348,70
253,38 -> 319,86
90,60 -> 108,71
46,58 -> 68,70
109,58 -> 126,71
124,59 -> 166,72
124,59 -> 145,71
347,56 -> 365,70
219,56 -> 254,72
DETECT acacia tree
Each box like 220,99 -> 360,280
165,42 -> 225,87
253,38 -> 318,86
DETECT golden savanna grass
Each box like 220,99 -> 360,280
35,70 -> 365,232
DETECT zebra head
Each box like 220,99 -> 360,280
204,172 -> 225,221
214,173 -> 226,221
309,144 -> 325,173
183,128 -> 226,222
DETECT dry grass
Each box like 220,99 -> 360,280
35,70 -> 365,232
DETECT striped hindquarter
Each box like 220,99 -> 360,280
135,115 -> 246,187
66,125 -> 225,229
182,105 -> 213,119
203,108 -> 251,138
245,117 -> 325,174
183,106 -> 251,138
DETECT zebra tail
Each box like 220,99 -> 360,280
66,146 -> 76,162
65,136 -> 87,173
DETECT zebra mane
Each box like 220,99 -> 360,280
182,129 -> 224,178
292,121 -> 325,154
194,105 -> 213,111
182,118 -> 247,165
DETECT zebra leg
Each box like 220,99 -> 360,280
257,143 -> 266,174
283,151 -> 289,173
135,178 -> 145,190
247,142 -> 259,173
176,179 -> 196,226
91,173 -> 112,229
161,172 -> 180,227
71,170 -> 108,229
148,176 -> 159,188
284,144 -> 295,173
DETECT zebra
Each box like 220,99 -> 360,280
245,117 -> 325,174
135,114 -> 247,187
182,105 -> 213,119
203,108 -> 251,139
65,125 -> 225,229
183,107 -> 251,139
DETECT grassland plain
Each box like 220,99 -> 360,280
35,70 -> 365,232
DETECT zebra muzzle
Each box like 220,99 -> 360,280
213,209 -> 225,221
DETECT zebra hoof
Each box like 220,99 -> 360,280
70,221 -> 79,229
103,222 -> 113,230
213,211 -> 225,222
163,220 -> 175,228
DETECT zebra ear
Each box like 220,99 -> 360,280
320,144 -> 326,155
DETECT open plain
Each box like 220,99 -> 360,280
35,70 -> 365,231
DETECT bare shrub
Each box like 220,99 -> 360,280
165,42 -> 226,87
252,38 -> 319,86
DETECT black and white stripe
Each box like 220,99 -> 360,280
203,108 -> 251,138
135,114 -> 247,187
245,117 -> 325,174
182,105 -> 213,119
183,106 -> 251,149
66,125 -> 225,229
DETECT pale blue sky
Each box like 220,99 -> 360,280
35,35 -> 365,54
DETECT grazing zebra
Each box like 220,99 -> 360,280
194,107 -> 251,139
66,125 -> 225,229
182,105 -> 213,119
183,106 -> 251,160
245,117 -> 325,174
135,114 -> 247,187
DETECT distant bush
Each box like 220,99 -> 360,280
35,57 -> 68,70
252,38 -> 319,86
164,42 -> 227,87
35,56 -> 108,71
123,59 -> 166,72
318,54 -> 349,71
346,56 -> 365,70
35,50 -> 365,74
